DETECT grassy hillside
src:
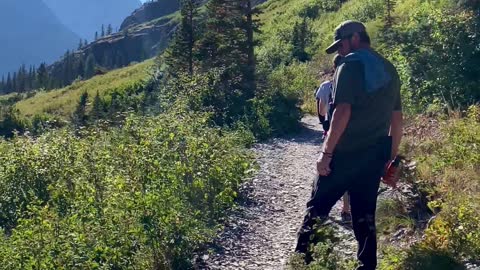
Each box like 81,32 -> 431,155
14,60 -> 153,119
256,0 -> 384,113
256,0 -> 480,113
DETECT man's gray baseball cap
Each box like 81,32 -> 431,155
325,20 -> 366,54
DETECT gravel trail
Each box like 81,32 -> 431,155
195,116 -> 356,270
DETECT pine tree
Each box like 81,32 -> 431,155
378,0 -> 397,47
84,53 -> 96,79
6,73 -> 12,93
291,17 -> 310,62
91,91 -> 104,121
0,75 -> 4,94
84,39 -> 88,47
101,24 -> 105,37
37,63 -> 49,89
30,66 -> 35,90
384,0 -> 396,28
241,0 -> 257,97
95,31 -> 99,40
76,57 -> 85,80
72,91 -> 89,127
27,66 -> 32,91
196,0 -> 257,124
78,39 -> 84,50
12,72 -> 17,92
62,50 -> 73,85
107,24 -> 113,35
17,65 -> 27,92
164,0 -> 198,77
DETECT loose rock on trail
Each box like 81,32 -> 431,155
195,116 -> 356,270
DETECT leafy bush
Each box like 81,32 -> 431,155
386,6 -> 480,111
0,110 -> 254,269
417,107 -> 480,259
379,245 -> 465,270
287,226 -> 357,270
393,106 -> 480,265
0,106 -> 28,138
299,0 -> 343,19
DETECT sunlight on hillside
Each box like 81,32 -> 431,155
14,60 -> 153,119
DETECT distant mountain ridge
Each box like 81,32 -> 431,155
0,0 -> 79,77
43,0 -> 142,40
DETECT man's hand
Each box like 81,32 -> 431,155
318,114 -> 326,124
322,120 -> 330,133
381,156 -> 402,188
317,152 -> 333,176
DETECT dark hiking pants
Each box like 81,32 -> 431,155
295,137 -> 391,270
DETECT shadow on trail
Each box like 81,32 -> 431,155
280,117 -> 324,145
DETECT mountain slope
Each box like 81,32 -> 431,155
15,60 -> 153,119
44,0 -> 142,40
120,0 -> 180,30
0,0 -> 79,76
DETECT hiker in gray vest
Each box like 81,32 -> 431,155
315,54 -> 352,223
296,20 -> 403,270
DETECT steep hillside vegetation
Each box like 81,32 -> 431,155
0,0 -> 79,76
256,0 -> 480,113
14,60 -> 153,119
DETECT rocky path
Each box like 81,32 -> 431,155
195,116 -> 356,270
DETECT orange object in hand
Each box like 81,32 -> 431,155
382,156 -> 402,188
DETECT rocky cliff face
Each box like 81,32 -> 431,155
85,17 -> 177,68
120,0 -> 180,31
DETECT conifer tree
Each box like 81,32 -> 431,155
241,0 -> 257,96
107,24 -> 113,35
95,31 -> 99,40
76,57 -> 85,80
72,91 -> 89,127
384,0 -> 396,28
196,0 -> 257,123
12,72 -> 17,92
91,91 -> 104,121
29,66 -> 35,90
17,65 -> 26,92
0,76 -> 4,93
291,17 -> 310,62
101,24 -> 105,37
378,0 -> 397,47
37,63 -> 49,89
165,0 -> 198,77
84,53 -> 96,79
6,73 -> 12,93
28,66 -> 35,90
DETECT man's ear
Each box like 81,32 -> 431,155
351,32 -> 361,46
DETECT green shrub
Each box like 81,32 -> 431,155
0,110 -> 254,269
386,6 -> 480,111
397,106 -> 480,263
